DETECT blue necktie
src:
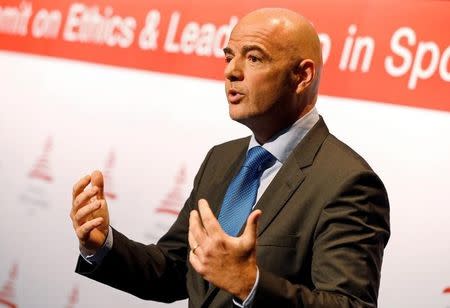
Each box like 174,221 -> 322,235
218,146 -> 275,236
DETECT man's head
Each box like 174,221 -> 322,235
224,8 -> 322,143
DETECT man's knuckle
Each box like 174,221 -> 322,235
75,228 -> 83,239
70,212 -> 77,222
197,264 -> 205,275
200,256 -> 209,266
203,248 -> 212,258
211,237 -> 222,247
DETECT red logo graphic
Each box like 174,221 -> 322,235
444,286 -> 450,294
65,285 -> 79,308
28,136 -> 53,182
103,150 -> 117,200
155,165 -> 187,216
0,263 -> 18,308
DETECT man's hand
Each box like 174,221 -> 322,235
70,170 -> 110,251
188,199 -> 261,301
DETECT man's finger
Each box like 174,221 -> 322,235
189,210 -> 207,245
189,250 -> 205,277
198,199 -> 222,235
188,232 -> 205,264
188,227 -> 197,249
241,210 -> 262,248
72,186 -> 99,213
72,175 -> 91,199
76,217 -> 103,240
91,170 -> 104,200
74,200 -> 101,222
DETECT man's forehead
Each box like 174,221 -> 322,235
226,19 -> 285,51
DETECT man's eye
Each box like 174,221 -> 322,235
248,55 -> 260,63
225,56 -> 233,63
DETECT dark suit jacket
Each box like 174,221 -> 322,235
76,117 -> 390,307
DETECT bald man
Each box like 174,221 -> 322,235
71,8 -> 390,308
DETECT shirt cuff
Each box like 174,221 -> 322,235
232,267 -> 259,308
79,226 -> 113,265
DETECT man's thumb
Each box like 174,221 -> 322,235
91,170 -> 104,199
242,209 -> 262,243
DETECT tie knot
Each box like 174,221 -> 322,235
243,146 -> 275,171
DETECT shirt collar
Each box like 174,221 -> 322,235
248,107 -> 320,163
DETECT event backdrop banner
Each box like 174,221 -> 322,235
0,0 -> 449,307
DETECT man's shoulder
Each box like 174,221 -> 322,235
210,136 -> 251,155
318,133 -> 375,174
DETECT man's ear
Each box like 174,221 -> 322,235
294,59 -> 315,94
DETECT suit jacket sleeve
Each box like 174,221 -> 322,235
253,170 -> 390,308
74,147 -> 215,303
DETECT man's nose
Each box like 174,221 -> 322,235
224,59 -> 244,82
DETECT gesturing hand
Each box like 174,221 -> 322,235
70,170 -> 110,251
188,199 -> 261,301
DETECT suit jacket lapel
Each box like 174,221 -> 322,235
255,117 -> 329,236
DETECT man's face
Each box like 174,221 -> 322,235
223,18 -> 296,128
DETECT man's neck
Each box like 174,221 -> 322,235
252,104 -> 316,144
